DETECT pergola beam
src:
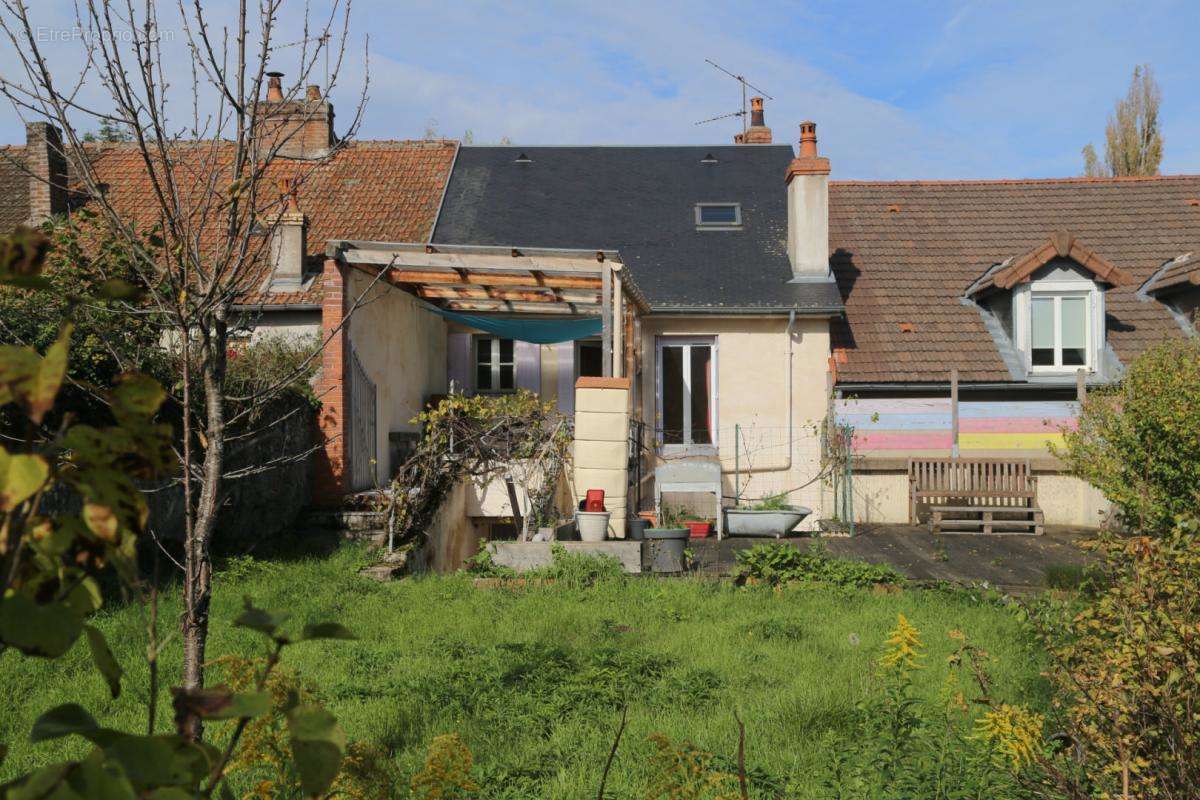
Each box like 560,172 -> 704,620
384,267 -> 602,291
445,299 -> 580,314
416,285 -> 601,304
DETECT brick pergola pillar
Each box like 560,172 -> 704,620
313,257 -> 349,505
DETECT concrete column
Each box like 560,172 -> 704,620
573,376 -> 630,538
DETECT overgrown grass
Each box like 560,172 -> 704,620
0,545 -> 1049,798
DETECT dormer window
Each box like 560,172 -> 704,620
1030,291 -> 1090,369
965,232 -> 1134,380
695,203 -> 741,229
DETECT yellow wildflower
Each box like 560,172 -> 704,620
974,704 -> 1044,770
411,733 -> 478,799
879,613 -> 924,672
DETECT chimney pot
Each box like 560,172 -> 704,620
305,84 -> 322,101
734,96 -> 773,144
265,71 -> 285,102
798,121 -> 818,158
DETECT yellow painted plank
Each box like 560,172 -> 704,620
959,432 -> 1065,451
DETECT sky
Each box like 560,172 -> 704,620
2,0 -> 1199,179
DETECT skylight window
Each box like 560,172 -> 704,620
695,203 -> 741,229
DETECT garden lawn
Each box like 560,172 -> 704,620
0,545 -> 1049,798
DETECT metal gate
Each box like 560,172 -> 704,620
348,347 -> 377,491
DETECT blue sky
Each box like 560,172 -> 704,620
4,1 -> 1199,179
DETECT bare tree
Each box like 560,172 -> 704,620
0,0 -> 370,740
1083,64 -> 1163,177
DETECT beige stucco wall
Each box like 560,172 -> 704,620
347,269 -> 447,483
639,316 -> 831,529
851,468 -> 1109,528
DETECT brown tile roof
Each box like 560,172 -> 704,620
829,175 -> 1200,384
80,139 -> 458,306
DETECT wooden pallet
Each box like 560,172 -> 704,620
930,505 -> 1044,535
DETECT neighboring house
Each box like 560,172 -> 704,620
4,89 -> 1198,534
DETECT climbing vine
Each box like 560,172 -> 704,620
387,390 -> 573,547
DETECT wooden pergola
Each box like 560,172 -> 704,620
326,240 -> 649,377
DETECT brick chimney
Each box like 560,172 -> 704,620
734,96 -> 773,144
785,121 -> 831,279
26,122 -> 68,225
253,72 -> 336,160
268,177 -> 307,291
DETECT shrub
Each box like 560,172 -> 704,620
734,543 -> 903,588
224,333 -> 321,409
1056,338 -> 1200,533
411,733 -> 479,799
1023,520 -> 1200,799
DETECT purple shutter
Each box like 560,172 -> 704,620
556,341 -> 575,415
515,341 -> 541,393
447,333 -> 471,393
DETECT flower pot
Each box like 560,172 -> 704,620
724,507 -> 812,538
575,510 -> 611,542
685,521 -> 713,539
643,527 -> 689,572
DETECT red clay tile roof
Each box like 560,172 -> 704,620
79,139 -> 458,306
829,175 -> 1200,384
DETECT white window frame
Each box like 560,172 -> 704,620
1013,280 -> 1101,375
473,335 -> 516,393
694,202 -> 742,230
655,336 -> 718,455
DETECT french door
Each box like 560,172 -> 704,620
655,337 -> 717,454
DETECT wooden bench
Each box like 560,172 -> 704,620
908,457 -> 1043,535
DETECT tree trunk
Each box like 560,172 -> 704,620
180,321 -> 228,741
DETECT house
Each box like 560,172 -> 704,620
4,85 -> 1198,539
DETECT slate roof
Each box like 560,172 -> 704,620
829,176 -> 1200,384
431,145 -> 843,313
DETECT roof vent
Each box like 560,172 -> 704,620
887,204 -> 901,213
1188,198 -> 1200,207
700,152 -> 718,164
514,152 -> 532,164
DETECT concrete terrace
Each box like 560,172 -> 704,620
690,525 -> 1094,591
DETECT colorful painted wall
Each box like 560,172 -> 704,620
834,395 -> 1109,527
835,398 -> 1079,457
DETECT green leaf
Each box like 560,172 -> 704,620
5,762 -> 75,799
233,598 -> 290,639
101,734 -> 208,791
110,373 -> 165,422
299,622 -> 356,642
0,594 -> 83,658
0,448 -> 49,511
0,326 -> 71,424
67,752 -> 136,800
0,226 -> 50,286
84,625 -> 123,699
95,278 -> 141,301
170,686 -> 270,721
30,703 -> 99,742
286,704 -> 346,797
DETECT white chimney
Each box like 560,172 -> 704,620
268,178 -> 307,291
785,121 -> 831,280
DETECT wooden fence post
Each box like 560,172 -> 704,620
950,367 -> 959,458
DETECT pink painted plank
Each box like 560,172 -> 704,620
852,431 -> 953,451
959,417 -> 1078,433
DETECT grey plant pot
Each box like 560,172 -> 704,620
643,527 -> 688,573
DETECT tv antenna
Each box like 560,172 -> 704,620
694,59 -> 773,134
